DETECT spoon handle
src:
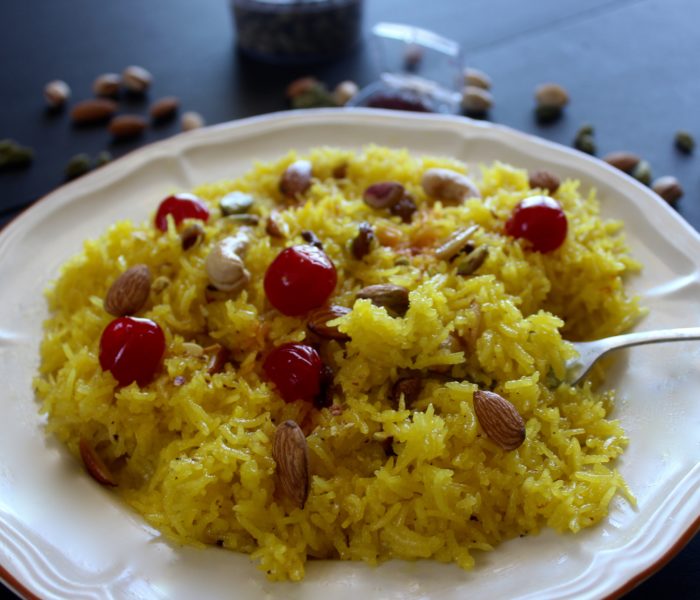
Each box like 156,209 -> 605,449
594,326 -> 700,353
569,326 -> 700,385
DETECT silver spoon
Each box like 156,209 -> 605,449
566,326 -> 700,386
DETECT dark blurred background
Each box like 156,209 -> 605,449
0,0 -> 697,597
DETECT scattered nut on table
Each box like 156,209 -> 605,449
122,65 -> 152,93
70,98 -> 118,124
44,80 -> 71,108
93,73 -> 121,98
333,80 -> 359,106
534,82 -> 569,123
603,151 -> 640,173
675,130 -> 695,154
463,67 -> 492,90
150,96 -> 180,121
462,86 -> 493,115
631,159 -> 652,185
182,111 -> 205,131
108,114 -> 147,140
652,176 -> 683,205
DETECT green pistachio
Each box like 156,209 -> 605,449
65,154 -> 92,180
0,139 -> 34,170
631,160 -> 652,186
675,130 -> 695,154
220,191 -> 254,215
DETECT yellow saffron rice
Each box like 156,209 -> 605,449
36,146 -> 642,580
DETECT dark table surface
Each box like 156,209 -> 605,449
0,0 -> 698,598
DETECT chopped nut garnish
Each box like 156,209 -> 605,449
351,222 -> 374,260
357,284 -> 410,317
457,246 -> 489,276
434,225 -> 479,261
307,305 -> 351,341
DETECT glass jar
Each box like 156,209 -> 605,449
231,0 -> 364,65
347,22 -> 463,114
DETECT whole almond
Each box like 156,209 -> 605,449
307,305 -> 351,340
272,420 -> 309,509
150,96 -> 180,121
528,169 -> 560,194
70,98 -> 118,124
603,151 -> 641,174
473,390 -> 526,451
79,438 -> 117,486
104,264 -> 152,316
652,176 -> 684,205
356,284 -> 410,316
108,114 -> 147,140
93,73 -> 121,98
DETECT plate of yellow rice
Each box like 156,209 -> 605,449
0,109 -> 699,600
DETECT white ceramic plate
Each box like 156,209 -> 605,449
1,109 -> 699,600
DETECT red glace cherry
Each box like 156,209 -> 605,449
505,195 -> 568,253
263,343 -> 323,404
99,316 -> 166,386
154,193 -> 210,231
264,245 -> 337,316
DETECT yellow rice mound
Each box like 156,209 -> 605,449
36,146 -> 642,581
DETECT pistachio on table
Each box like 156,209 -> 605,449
356,283 -> 410,317
44,79 -> 71,108
631,159 -> 652,185
421,168 -> 481,203
573,124 -> 596,155
65,153 -> 92,180
0,139 -> 34,170
675,130 -> 695,154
